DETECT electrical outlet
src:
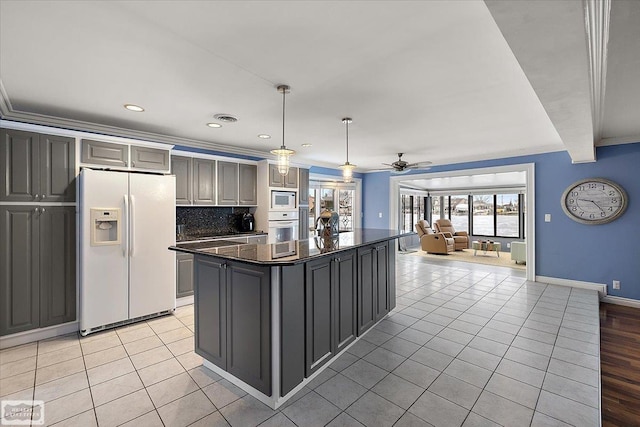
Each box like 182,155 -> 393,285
613,280 -> 621,290
506,243 -> 511,248
378,212 -> 383,218
544,214 -> 551,222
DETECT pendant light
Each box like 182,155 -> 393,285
340,117 -> 356,182
271,84 -> 295,175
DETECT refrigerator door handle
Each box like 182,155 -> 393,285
130,194 -> 135,257
123,195 -> 129,257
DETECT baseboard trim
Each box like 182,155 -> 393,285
176,295 -> 194,307
0,322 -> 79,350
600,295 -> 640,308
536,275 -> 607,295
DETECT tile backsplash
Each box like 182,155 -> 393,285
176,207 -> 251,239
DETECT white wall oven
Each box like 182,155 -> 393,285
268,210 -> 299,243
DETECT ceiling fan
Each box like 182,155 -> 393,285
379,153 -> 432,173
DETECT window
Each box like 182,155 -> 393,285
401,194 -> 413,233
431,196 -> 442,222
400,193 -> 426,233
496,194 -> 519,237
338,189 -> 354,231
472,194 -> 494,236
309,180 -> 359,234
449,195 -> 469,234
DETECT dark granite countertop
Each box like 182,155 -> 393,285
176,230 -> 267,243
169,229 -> 413,265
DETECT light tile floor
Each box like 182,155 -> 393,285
0,254 -> 601,426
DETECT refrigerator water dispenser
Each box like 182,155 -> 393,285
90,208 -> 121,246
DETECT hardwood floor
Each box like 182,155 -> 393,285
600,303 -> 640,427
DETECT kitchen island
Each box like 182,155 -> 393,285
169,229 -> 409,409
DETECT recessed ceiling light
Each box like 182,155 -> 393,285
206,123 -> 222,128
124,104 -> 144,112
301,143 -> 312,148
258,134 -> 271,139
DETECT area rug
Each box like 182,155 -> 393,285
409,247 -> 526,270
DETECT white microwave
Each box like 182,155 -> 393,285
271,190 -> 296,209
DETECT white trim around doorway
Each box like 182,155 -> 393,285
389,163 -> 536,282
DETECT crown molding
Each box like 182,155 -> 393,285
597,135 -> 640,146
584,0 -> 611,144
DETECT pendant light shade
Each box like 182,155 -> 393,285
340,117 -> 356,183
271,85 -> 295,175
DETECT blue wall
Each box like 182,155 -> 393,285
363,172 -> 391,229
362,143 -> 640,300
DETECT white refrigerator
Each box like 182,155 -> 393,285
80,168 -> 176,335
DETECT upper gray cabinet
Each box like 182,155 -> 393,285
172,156 -> 192,205
172,155 -> 257,206
81,139 -> 170,172
285,167 -> 298,189
81,139 -> 128,168
131,146 -> 170,171
268,164 -> 298,188
193,159 -> 216,205
1,129 -> 75,202
299,168 -> 309,205
217,161 -> 239,205
239,163 -> 257,206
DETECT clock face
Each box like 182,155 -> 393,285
561,178 -> 627,224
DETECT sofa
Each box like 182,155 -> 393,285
415,220 -> 455,255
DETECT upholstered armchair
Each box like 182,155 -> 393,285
434,219 -> 469,250
415,220 -> 455,255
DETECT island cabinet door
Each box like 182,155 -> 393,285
334,251 -> 357,353
357,245 -> 377,335
374,242 -> 390,321
305,257 -> 335,376
194,256 -> 227,369
226,262 -> 271,396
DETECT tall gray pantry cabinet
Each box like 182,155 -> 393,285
1,128 -> 76,336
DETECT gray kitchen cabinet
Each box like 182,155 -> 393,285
171,156 -> 192,205
1,129 -> 75,202
334,252 -> 357,353
357,244 -> 377,335
374,242 -> 390,322
299,168 -> 309,205
39,207 -> 76,327
0,206 -> 39,335
176,252 -> 194,298
305,251 -> 356,375
81,139 -> 128,168
217,161 -> 239,205
193,159 -> 216,205
0,205 -> 76,336
299,206 -> 309,239
238,163 -> 257,205
194,255 -> 271,394
285,167 -> 298,189
194,256 -> 226,367
130,146 -> 170,171
268,164 -> 298,188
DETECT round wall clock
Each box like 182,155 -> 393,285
561,178 -> 628,225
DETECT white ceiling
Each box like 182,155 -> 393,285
1,0 -> 638,171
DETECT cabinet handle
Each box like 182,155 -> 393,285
41,195 -> 45,199
34,207 -> 39,213
132,161 -> 136,167
34,194 -> 39,200
41,208 -> 46,213
222,263 -> 227,270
